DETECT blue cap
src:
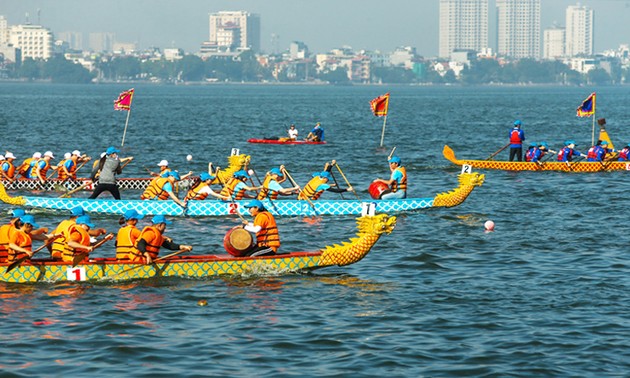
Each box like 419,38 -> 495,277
388,156 -> 401,164
106,146 -> 120,155
76,215 -> 95,228
123,209 -> 144,221
151,215 -> 172,225
20,215 -> 40,229
269,167 -> 283,176
514,120 -> 522,126
539,142 -> 549,148
565,140 -> 577,146
11,209 -> 26,218
244,199 -> 265,210
70,206 -> 85,216
200,172 -> 214,181
234,170 -> 249,179
529,142 -> 537,147
601,140 -> 609,145
319,171 -> 332,180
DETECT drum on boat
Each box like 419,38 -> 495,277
368,181 -> 390,200
223,226 -> 254,257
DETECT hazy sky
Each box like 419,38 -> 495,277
1,0 -> 630,56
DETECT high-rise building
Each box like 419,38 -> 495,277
8,24 -> 53,61
57,31 -> 83,51
565,4 -> 593,57
543,27 -> 565,60
496,0 -> 541,59
0,15 -> 9,44
208,11 -> 260,52
439,0 -> 489,59
88,32 -> 115,52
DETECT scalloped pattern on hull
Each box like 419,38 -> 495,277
0,178 -> 195,191
443,145 -> 630,172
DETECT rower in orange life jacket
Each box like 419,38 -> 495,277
1,152 -> 17,181
49,206 -> 106,260
62,215 -> 101,263
508,120 -> 525,162
242,199 -> 280,257
18,152 -> 41,178
257,166 -> 299,200
140,170 -> 188,208
219,170 -> 261,201
115,209 -> 145,260
372,155 -> 407,200
6,215 -> 41,263
128,215 -> 192,264
0,209 -> 26,263
31,151 -> 56,182
185,172 -> 229,201
149,160 -> 193,180
58,150 -> 90,180
298,161 -> 353,201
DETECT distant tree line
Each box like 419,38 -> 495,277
3,52 -> 629,86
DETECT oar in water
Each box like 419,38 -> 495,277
110,248 -> 191,279
59,181 -> 92,198
485,143 -> 510,161
5,234 -> 62,274
284,168 -> 318,215
334,162 -> 359,200
71,233 -> 115,267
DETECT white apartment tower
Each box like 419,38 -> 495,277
439,0 -> 489,59
565,4 -> 593,57
496,0 -> 541,59
8,24 -> 53,61
543,27 -> 565,60
0,15 -> 9,44
209,11 -> 261,52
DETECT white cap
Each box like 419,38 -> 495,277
100,152 -> 106,158
44,151 -> 55,159
64,152 -> 71,160
33,152 -> 42,159
72,150 -> 81,156
0,155 -> 4,160
157,160 -> 169,167
4,152 -> 15,159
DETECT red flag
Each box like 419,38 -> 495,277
114,88 -> 134,111
576,92 -> 595,117
370,93 -> 390,117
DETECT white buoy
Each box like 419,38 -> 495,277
186,154 -> 193,161
484,220 -> 495,232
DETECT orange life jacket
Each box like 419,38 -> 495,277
254,211 -> 280,252
129,226 -> 164,262
62,224 -> 91,262
58,159 -> 77,180
0,223 -> 17,262
51,219 -> 75,259
32,159 -> 50,180
185,182 -> 210,200
17,158 -> 33,177
116,224 -> 141,260
7,229 -> 32,263
141,177 -> 170,200
2,161 -> 16,179
391,166 -> 407,193
220,178 -> 245,200
257,175 -> 279,200
298,177 -> 326,200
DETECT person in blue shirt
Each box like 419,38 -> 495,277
586,140 -> 614,162
508,120 -> 525,161
306,123 -> 324,142
557,140 -> 586,162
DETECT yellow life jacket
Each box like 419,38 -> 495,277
391,167 -> 407,193
298,177 -> 326,200
141,177 -> 170,200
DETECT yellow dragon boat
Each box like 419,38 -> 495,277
1,213 -> 396,283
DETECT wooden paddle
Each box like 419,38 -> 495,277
485,143 -> 510,161
111,248 -> 190,278
5,234 -> 62,273
59,181 -> 91,198
327,165 -> 345,200
250,167 -> 280,215
388,146 -> 397,161
71,233 -> 115,267
215,174 -> 248,222
334,163 -> 359,200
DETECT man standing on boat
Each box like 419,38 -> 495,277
129,215 -> 193,264
509,120 -> 525,161
89,146 -> 133,200
242,199 -> 280,257
373,156 -> 407,200
306,123 -> 324,142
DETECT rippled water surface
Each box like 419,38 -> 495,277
1,83 -> 630,377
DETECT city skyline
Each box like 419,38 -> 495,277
1,0 -> 629,56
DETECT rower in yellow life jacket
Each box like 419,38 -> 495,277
372,155 -> 407,200
0,209 -> 26,263
185,173 -> 228,201
219,170 -> 260,201
50,206 -> 106,260
140,171 -> 188,207
257,166 -> 299,200
128,215 -> 192,264
242,199 -> 280,256
298,163 -> 353,201
116,209 -> 145,260
17,152 -> 41,178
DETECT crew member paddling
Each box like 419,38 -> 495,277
62,215 -> 100,263
298,161 -> 352,200
140,170 -> 187,207
17,152 -> 41,178
0,209 -> 26,263
219,170 -> 261,201
50,207 -> 106,260
1,152 -> 17,181
58,150 -> 90,180
373,155 -> 407,200
7,215 -> 47,264
557,140 -> 586,163
31,151 -> 55,183
115,209 -> 145,260
257,166 -> 299,200
242,199 -> 280,257
185,172 -> 229,201
129,215 -> 192,264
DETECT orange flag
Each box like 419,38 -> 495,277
370,93 -> 390,117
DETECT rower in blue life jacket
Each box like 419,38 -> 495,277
557,140 -> 585,162
586,140 -> 614,162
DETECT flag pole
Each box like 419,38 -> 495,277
121,109 -> 131,147
591,110 -> 595,147
379,115 -> 388,147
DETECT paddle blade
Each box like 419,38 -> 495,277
72,252 -> 88,267
5,256 -> 29,274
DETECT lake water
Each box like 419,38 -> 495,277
1,83 -> 630,376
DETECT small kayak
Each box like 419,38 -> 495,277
247,138 -> 326,145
